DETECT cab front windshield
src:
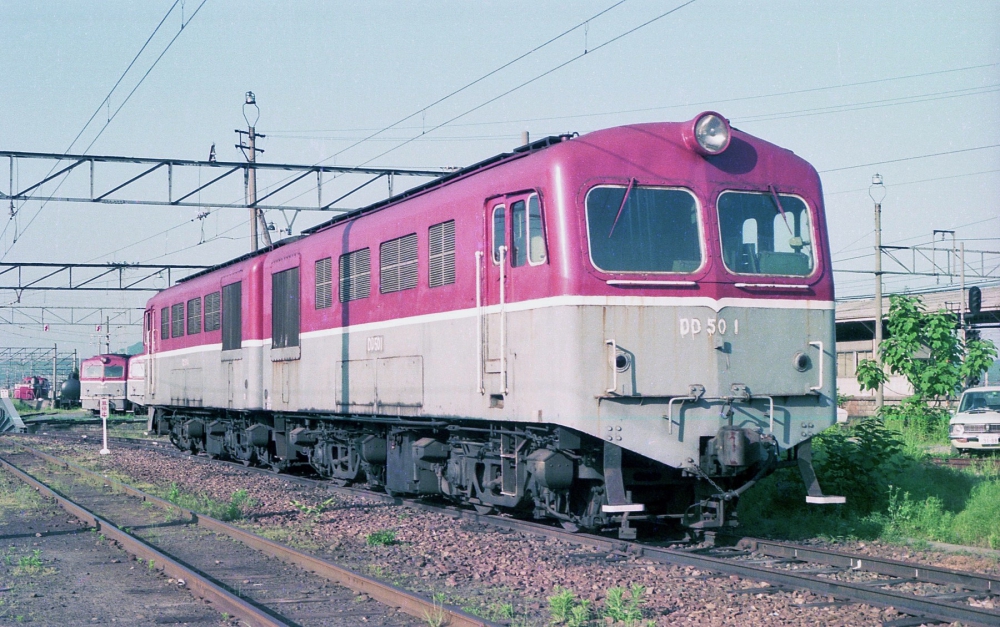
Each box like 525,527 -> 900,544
718,191 -> 815,276
82,364 -> 124,379
586,186 -> 702,273
959,391 -> 1000,412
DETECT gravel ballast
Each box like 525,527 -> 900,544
16,436 -> 967,626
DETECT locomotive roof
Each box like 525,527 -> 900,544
176,133 -> 571,285
81,353 -> 130,362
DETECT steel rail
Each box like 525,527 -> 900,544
632,543 -> 1000,627
739,537 -> 1000,593
22,433 -> 1000,625
361,500 -> 1000,626
0,452 -> 291,627
10,443 -> 495,627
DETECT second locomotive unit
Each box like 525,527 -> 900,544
137,112 -> 839,534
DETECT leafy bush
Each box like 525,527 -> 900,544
879,397 -> 951,445
739,415 -> 1000,549
812,416 -> 902,514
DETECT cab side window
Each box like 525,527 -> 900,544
491,205 -> 505,264
510,192 -> 546,268
511,200 -> 527,267
160,307 -> 169,340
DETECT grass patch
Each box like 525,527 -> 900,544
365,529 -> 397,546
11,549 -> 56,577
289,496 -> 338,521
0,476 -> 44,520
250,524 -> 324,552
547,585 -> 651,627
738,417 -> 1000,548
163,483 -> 255,521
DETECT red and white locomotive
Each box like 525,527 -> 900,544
81,354 -> 131,413
135,113 -> 839,533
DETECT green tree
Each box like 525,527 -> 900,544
856,294 -> 998,436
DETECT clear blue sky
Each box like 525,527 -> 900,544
1,0 -> 998,354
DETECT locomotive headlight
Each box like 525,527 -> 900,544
951,423 -> 964,436
682,111 -> 731,156
694,113 -> 730,154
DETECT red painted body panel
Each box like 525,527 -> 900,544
148,254 -> 266,348
80,354 -> 129,381
145,119 -> 832,354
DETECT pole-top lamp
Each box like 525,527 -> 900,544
869,173 -> 886,204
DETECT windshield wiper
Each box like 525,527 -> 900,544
768,184 -> 793,235
608,177 -> 637,238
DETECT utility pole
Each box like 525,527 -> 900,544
870,174 -> 886,410
52,343 -> 57,402
960,242 -> 966,343
105,316 -> 111,354
237,91 -> 271,252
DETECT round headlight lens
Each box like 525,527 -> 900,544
695,113 -> 730,154
951,423 -> 964,435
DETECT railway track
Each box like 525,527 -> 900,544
931,456 -> 1000,469
0,442 -> 495,627
15,432 -> 1000,626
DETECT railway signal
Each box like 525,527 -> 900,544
969,286 -> 982,315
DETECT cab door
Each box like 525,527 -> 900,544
144,308 -> 155,398
481,199 -> 507,399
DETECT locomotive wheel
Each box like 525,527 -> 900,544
473,504 -> 494,515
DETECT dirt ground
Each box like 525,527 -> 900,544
0,471 -> 227,626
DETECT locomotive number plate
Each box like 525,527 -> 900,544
366,335 -> 384,353
678,317 -> 739,338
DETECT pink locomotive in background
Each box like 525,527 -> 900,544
80,354 -> 132,413
13,376 -> 50,402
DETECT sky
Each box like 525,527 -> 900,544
1,0 -> 998,355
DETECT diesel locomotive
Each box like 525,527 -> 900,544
134,112 -> 841,535
81,354 -> 132,413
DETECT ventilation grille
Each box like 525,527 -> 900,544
380,234 -> 418,293
429,220 -> 455,288
315,257 -> 332,309
170,303 -> 185,338
186,297 -> 202,335
339,248 -> 371,302
204,291 -> 221,331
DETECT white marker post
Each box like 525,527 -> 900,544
99,398 -> 110,455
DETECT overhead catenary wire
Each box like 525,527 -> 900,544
248,0 -> 635,207
825,169 -> 1000,196
345,1 -> 697,170
312,0 -> 632,167
819,144 -> 1000,174
833,215 -> 1000,260
2,0 -> 211,260
265,61 -> 999,135
734,84 -> 1000,125
0,0 -> 182,250
252,0 -> 698,213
